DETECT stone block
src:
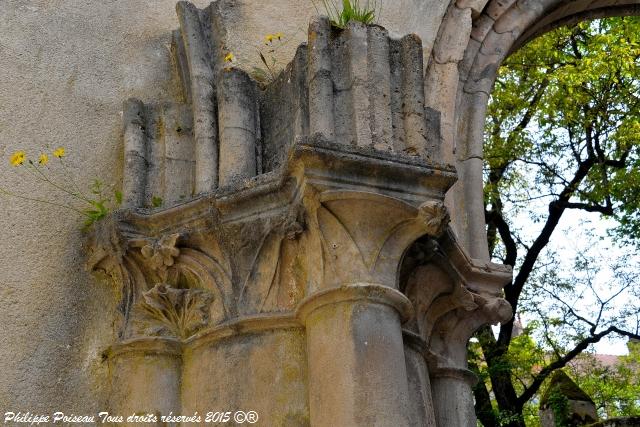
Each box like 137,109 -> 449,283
470,13 -> 496,41
433,6 -> 473,64
485,0 -> 518,20
457,0 -> 490,17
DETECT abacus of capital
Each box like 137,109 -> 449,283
86,2 -> 513,426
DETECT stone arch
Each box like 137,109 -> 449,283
428,0 -> 640,259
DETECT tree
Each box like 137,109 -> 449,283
566,340 -> 640,418
471,16 -> 640,426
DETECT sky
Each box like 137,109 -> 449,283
506,189 -> 639,356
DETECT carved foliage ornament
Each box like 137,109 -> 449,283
130,284 -> 214,339
418,201 -> 450,237
136,233 -> 181,281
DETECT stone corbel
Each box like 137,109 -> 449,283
402,230 -> 512,427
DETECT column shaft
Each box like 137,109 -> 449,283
299,284 -> 412,427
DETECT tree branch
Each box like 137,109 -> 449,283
553,201 -> 614,215
517,327 -> 640,405
498,156 -> 597,349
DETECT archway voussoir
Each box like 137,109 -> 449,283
470,13 -> 496,41
459,38 -> 482,83
485,0 -> 518,20
457,0 -> 492,17
494,0 -> 544,34
434,6 -> 473,64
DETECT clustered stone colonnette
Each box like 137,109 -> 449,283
84,0 -> 640,425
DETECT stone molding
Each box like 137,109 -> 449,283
185,313 -> 302,351
296,283 -> 415,324
87,138 -> 458,340
105,337 -> 183,359
430,366 -> 478,386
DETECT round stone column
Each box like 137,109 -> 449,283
105,338 -> 182,424
430,366 -> 478,427
297,283 -> 413,427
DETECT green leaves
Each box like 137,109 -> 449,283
151,196 -> 163,208
478,16 -> 640,426
486,16 -> 640,242
81,179 -> 122,229
312,0 -> 379,28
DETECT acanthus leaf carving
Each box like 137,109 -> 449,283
134,233 -> 181,281
130,283 -> 214,339
417,201 -> 450,237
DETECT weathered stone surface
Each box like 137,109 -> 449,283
470,13 -> 496,42
85,16 -> 514,419
459,38 -> 482,82
540,371 -> 599,427
401,34 -> 430,157
425,61 -> 460,164
162,103 -> 196,204
456,156 -> 492,259
457,0 -> 491,17
485,0 -> 518,20
182,324 -> 309,426
217,68 -> 259,187
402,233 -> 512,425
123,98 -> 149,208
433,6 -> 473,64
88,18 -> 513,414
308,16 -> 335,141
494,0 -> 545,35
130,284 -> 214,338
176,1 -> 219,193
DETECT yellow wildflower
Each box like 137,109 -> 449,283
10,151 -> 26,167
53,147 -> 65,158
38,153 -> 49,165
274,32 -> 284,40
264,34 -> 274,44
224,52 -> 234,63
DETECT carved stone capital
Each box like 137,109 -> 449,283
82,5 -> 518,426
403,232 -> 513,367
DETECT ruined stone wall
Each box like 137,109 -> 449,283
0,0 -> 450,415
3,0 -> 634,422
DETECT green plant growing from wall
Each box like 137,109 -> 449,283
311,0 -> 380,28
1,147 -> 121,229
252,32 -> 288,85
546,389 -> 570,427
223,32 -> 294,86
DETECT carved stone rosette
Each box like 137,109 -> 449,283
87,3 -> 512,426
